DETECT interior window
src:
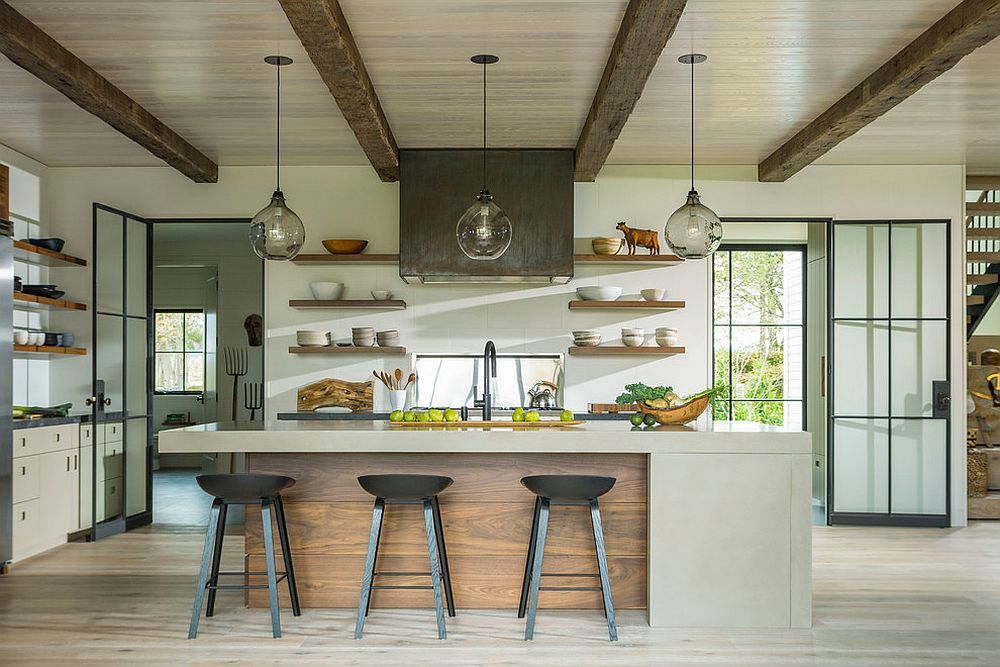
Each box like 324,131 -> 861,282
154,310 -> 205,393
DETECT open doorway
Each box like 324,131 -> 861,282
150,221 -> 263,526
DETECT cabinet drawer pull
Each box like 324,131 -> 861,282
18,437 -> 25,449
20,466 -> 25,476
66,456 -> 71,472
56,433 -> 61,443
20,511 -> 25,521
74,454 -> 78,470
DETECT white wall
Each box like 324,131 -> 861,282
41,162 -> 967,524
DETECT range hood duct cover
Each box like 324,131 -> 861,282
399,149 -> 574,284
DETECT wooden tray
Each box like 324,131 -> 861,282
386,420 -> 584,428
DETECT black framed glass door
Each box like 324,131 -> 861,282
827,219 -> 951,527
90,203 -> 152,539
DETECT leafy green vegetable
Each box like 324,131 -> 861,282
616,383 -> 673,405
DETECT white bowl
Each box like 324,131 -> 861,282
297,330 -> 331,347
622,335 -> 644,347
621,328 -> 645,336
13,330 -> 29,345
573,337 -> 602,347
371,290 -> 392,300
310,282 -> 344,300
641,288 -> 665,301
576,286 -> 622,301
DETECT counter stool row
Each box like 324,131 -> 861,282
188,472 -> 618,642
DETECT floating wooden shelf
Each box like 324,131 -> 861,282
289,299 -> 406,310
291,253 -> 399,265
13,291 -> 87,311
573,254 -> 682,265
14,344 -> 87,356
13,240 -> 87,267
288,345 -> 406,355
568,300 -> 685,310
568,345 -> 685,356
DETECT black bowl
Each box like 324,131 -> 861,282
21,285 -> 64,300
26,238 -> 65,252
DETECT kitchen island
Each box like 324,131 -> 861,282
159,420 -> 811,629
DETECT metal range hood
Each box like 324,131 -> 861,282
398,149 -> 574,284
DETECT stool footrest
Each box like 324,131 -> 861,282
541,572 -> 600,577
539,586 -> 603,591
206,573 -> 288,590
371,585 -> 433,590
374,571 -> 432,577
209,583 -> 286,590
216,571 -> 289,577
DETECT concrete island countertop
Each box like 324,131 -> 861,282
157,419 -> 810,455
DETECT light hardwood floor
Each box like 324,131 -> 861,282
2,522 -> 1000,665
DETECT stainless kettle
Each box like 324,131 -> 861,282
527,381 -> 558,410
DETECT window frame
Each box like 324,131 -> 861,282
711,243 -> 808,430
153,308 -> 206,395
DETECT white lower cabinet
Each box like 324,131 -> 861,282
79,444 -> 93,530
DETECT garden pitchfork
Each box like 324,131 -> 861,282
244,382 -> 263,421
223,347 -> 248,421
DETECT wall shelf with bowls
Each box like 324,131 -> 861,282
573,254 -> 683,265
288,346 -> 407,355
291,253 -> 682,268
567,346 -> 685,356
13,344 -> 87,356
13,292 -> 88,312
292,254 -> 400,265
568,300 -> 685,310
13,240 -> 87,267
289,299 -> 407,310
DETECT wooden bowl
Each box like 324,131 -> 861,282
635,395 -> 710,425
322,239 -> 368,255
592,237 -> 624,255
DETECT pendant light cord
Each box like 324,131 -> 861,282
482,60 -> 488,192
276,60 -> 282,192
690,57 -> 695,192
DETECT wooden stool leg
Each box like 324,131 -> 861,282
261,498 -> 281,638
274,495 -> 301,616
518,496 -> 541,618
423,498 -> 447,640
431,496 -> 456,617
188,498 -> 222,639
355,497 -> 384,639
590,499 -> 617,642
365,502 -> 384,618
524,498 -> 550,640
205,502 -> 228,617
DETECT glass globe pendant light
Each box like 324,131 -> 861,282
664,54 -> 722,260
456,54 -> 512,261
250,55 -> 305,261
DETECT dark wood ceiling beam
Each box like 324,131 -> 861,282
574,0 -> 687,182
759,0 -> 1000,182
278,0 -> 399,182
0,1 -> 217,182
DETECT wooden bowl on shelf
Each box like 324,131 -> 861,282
322,239 -> 368,255
635,395 -> 710,425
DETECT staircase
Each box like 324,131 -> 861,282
967,176 -> 1000,338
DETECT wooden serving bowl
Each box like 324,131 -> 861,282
635,395 -> 711,425
322,239 -> 368,255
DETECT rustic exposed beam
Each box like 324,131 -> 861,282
968,174 -> 1000,190
574,0 -> 687,182
759,0 -> 1000,182
278,0 -> 399,182
0,1 -> 217,182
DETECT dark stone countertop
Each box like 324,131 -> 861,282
12,410 -> 128,430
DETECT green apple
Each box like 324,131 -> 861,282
559,410 -> 574,422
444,409 -> 460,422
525,410 -> 541,422
416,411 -> 431,422
402,411 -> 417,422
429,409 -> 444,422
389,410 -> 404,422
512,410 -> 525,422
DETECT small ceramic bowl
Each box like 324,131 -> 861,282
310,282 -> 344,300
13,330 -> 29,345
622,335 -> 644,347
371,290 -> 393,300
576,286 -> 623,301
641,288 -> 665,301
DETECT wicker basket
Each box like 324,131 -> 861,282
968,450 -> 989,498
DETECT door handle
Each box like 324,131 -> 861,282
932,380 -> 951,419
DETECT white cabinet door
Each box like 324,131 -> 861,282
38,450 -> 75,549
79,444 -> 94,530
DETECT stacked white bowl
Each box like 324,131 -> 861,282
622,327 -> 645,347
376,329 -> 400,347
572,330 -> 602,347
352,326 -> 376,347
297,330 -> 331,347
656,327 -> 680,347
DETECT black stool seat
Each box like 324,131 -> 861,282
520,475 -> 615,501
358,474 -> 453,500
196,473 -> 295,502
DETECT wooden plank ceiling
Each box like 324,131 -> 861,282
2,0 -> 1000,175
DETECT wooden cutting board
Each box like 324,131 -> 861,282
588,403 -> 637,413
385,420 -> 584,428
297,378 -> 373,412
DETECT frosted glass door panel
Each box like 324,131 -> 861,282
126,318 -> 147,415
125,418 -> 147,516
96,314 -> 124,411
833,419 -> 889,513
890,420 -> 947,515
833,321 -> 888,416
890,223 -> 947,319
833,224 -> 888,319
890,320 -> 947,417
95,209 -> 124,314
126,218 -> 147,317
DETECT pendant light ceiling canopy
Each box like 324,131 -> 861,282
249,55 -> 305,261
663,53 -> 722,261
456,54 -> 512,261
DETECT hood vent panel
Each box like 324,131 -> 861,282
399,149 -> 574,284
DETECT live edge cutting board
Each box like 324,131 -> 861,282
297,378 -> 373,412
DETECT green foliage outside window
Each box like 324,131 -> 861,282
155,311 -> 205,393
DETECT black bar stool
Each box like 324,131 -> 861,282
354,474 -> 455,640
517,474 -> 617,641
188,474 -> 301,639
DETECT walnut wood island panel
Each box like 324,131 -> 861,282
159,420 -> 812,628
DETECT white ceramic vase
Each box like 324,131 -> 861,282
389,390 -> 408,412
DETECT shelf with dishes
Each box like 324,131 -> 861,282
568,345 -> 685,356
288,346 -> 406,355
14,344 -> 87,356
290,299 -> 405,310
13,291 -> 87,311
291,327 -> 404,354
13,238 -> 87,267
568,299 -> 684,310
571,286 -> 683,310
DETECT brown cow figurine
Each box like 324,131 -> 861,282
616,221 -> 660,255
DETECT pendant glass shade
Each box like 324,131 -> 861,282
249,190 -> 305,260
456,189 -> 512,260
664,189 -> 722,259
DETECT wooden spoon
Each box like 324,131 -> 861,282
404,372 -> 416,390
395,368 -> 403,390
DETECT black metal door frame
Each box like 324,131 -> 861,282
826,219 -> 951,528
